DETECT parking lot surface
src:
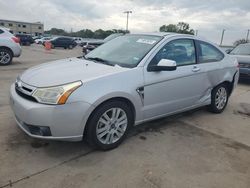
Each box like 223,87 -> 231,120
0,45 -> 250,188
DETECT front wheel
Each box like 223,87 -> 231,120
208,84 -> 229,113
68,44 -> 73,49
86,100 -> 133,150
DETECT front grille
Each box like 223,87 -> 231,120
239,63 -> 250,68
15,80 -> 38,102
15,87 -> 37,102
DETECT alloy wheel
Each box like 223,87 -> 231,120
0,51 -> 11,65
96,108 -> 128,145
215,87 -> 227,110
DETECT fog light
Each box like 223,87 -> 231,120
27,124 -> 52,136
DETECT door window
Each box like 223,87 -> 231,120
150,39 -> 196,67
197,41 -> 224,63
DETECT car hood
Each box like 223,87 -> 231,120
20,57 -> 128,87
230,55 -> 250,64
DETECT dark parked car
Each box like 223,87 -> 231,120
229,43 -> 250,79
48,37 -> 77,49
15,34 -> 34,46
82,33 -> 124,54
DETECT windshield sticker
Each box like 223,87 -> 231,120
136,39 -> 156,45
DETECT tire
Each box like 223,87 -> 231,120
68,45 -> 73,49
208,84 -> 229,113
86,100 -> 133,150
0,48 -> 13,66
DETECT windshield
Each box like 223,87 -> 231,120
85,34 -> 162,68
103,33 -> 123,43
230,44 -> 250,55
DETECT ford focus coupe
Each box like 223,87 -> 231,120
10,33 -> 239,150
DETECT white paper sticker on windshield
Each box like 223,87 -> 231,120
136,39 -> 156,45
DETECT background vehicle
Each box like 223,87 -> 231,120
15,34 -> 34,46
47,37 -> 77,49
32,36 -> 42,40
74,37 -> 85,45
0,27 -> 21,65
35,37 -> 52,44
10,33 -> 239,150
228,43 -> 250,79
82,33 -> 124,54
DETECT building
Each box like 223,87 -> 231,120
0,19 -> 44,36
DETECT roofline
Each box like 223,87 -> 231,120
0,19 -> 43,25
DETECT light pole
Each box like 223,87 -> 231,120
124,11 -> 132,33
220,29 -> 225,46
246,29 -> 250,41
195,30 -> 198,36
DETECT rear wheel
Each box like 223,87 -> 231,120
208,84 -> 229,113
0,48 -> 13,66
86,100 -> 133,150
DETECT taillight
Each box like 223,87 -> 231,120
12,37 -> 20,43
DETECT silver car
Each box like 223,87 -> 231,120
10,33 -> 239,150
0,27 -> 22,65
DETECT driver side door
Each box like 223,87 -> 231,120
143,38 -> 208,120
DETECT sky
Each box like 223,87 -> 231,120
0,0 -> 250,45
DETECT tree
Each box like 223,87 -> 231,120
44,28 -> 126,39
233,39 -> 249,47
159,24 -> 178,33
44,28 -> 67,36
159,22 -> 195,35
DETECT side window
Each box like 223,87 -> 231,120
197,41 -> 224,63
150,39 -> 196,66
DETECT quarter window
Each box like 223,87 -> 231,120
197,41 -> 224,63
150,39 -> 196,66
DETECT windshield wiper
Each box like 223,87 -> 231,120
85,57 -> 114,66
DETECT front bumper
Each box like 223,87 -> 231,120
10,84 -> 92,141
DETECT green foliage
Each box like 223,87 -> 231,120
44,28 -> 127,39
159,22 -> 195,35
233,39 -> 249,46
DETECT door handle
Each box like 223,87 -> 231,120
192,66 -> 200,72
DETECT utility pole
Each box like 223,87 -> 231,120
123,11 -> 132,33
195,30 -> 198,36
246,29 -> 250,41
220,29 -> 225,46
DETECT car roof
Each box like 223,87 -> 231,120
0,27 -> 10,31
239,43 -> 250,46
130,32 -> 194,37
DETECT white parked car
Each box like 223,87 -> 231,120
35,37 -> 52,44
10,33 -> 239,150
0,27 -> 22,65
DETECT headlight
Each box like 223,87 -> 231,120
32,81 -> 82,105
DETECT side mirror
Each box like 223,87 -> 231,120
225,49 -> 232,54
148,59 -> 177,72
